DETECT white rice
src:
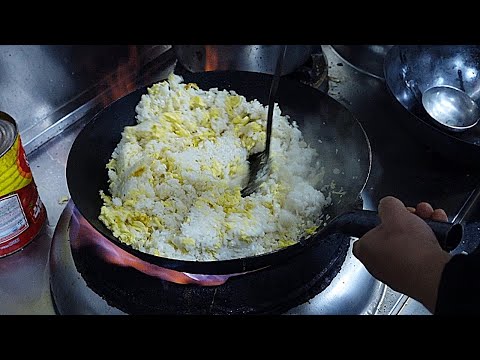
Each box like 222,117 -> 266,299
99,73 -> 331,261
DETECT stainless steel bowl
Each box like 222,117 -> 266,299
384,45 -> 480,134
173,45 -> 313,75
383,45 -> 480,165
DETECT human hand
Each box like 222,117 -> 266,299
352,196 -> 452,313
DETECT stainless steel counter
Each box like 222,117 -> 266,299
0,45 -> 176,315
1,45 -> 477,315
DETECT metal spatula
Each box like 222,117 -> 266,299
241,45 -> 287,197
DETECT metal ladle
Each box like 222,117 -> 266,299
422,85 -> 480,132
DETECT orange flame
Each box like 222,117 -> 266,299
204,45 -> 219,71
99,45 -> 138,107
70,206 -> 240,286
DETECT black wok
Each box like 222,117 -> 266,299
67,71 -> 462,275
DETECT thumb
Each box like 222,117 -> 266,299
377,196 -> 409,225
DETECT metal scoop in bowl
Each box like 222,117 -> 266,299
422,85 -> 480,132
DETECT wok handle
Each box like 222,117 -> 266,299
332,209 -> 463,252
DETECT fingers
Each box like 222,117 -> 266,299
377,196 -> 407,224
411,202 -> 448,222
379,196 -> 448,223
431,208 -> 448,222
406,206 -> 416,213
415,202 -> 434,218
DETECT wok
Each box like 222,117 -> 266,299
67,71 -> 462,275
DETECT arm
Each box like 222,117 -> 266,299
435,250 -> 480,314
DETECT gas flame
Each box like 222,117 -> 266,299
204,45 -> 219,71
98,45 -> 139,107
69,206 -> 242,286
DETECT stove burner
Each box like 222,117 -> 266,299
73,239 -> 349,314
55,203 -> 349,314
50,201 -> 385,315
71,212 -> 349,315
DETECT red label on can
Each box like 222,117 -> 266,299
0,181 -> 47,257
0,113 -> 47,257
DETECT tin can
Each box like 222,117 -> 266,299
0,111 -> 47,257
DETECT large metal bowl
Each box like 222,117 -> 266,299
384,45 -> 480,166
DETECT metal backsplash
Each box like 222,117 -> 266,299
0,45 -> 172,153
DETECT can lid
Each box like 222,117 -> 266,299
0,118 -> 16,157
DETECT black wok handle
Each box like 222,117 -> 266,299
330,209 -> 463,252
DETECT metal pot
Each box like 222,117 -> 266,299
173,45 -> 313,75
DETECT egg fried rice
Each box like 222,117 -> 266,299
99,73 -> 331,261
